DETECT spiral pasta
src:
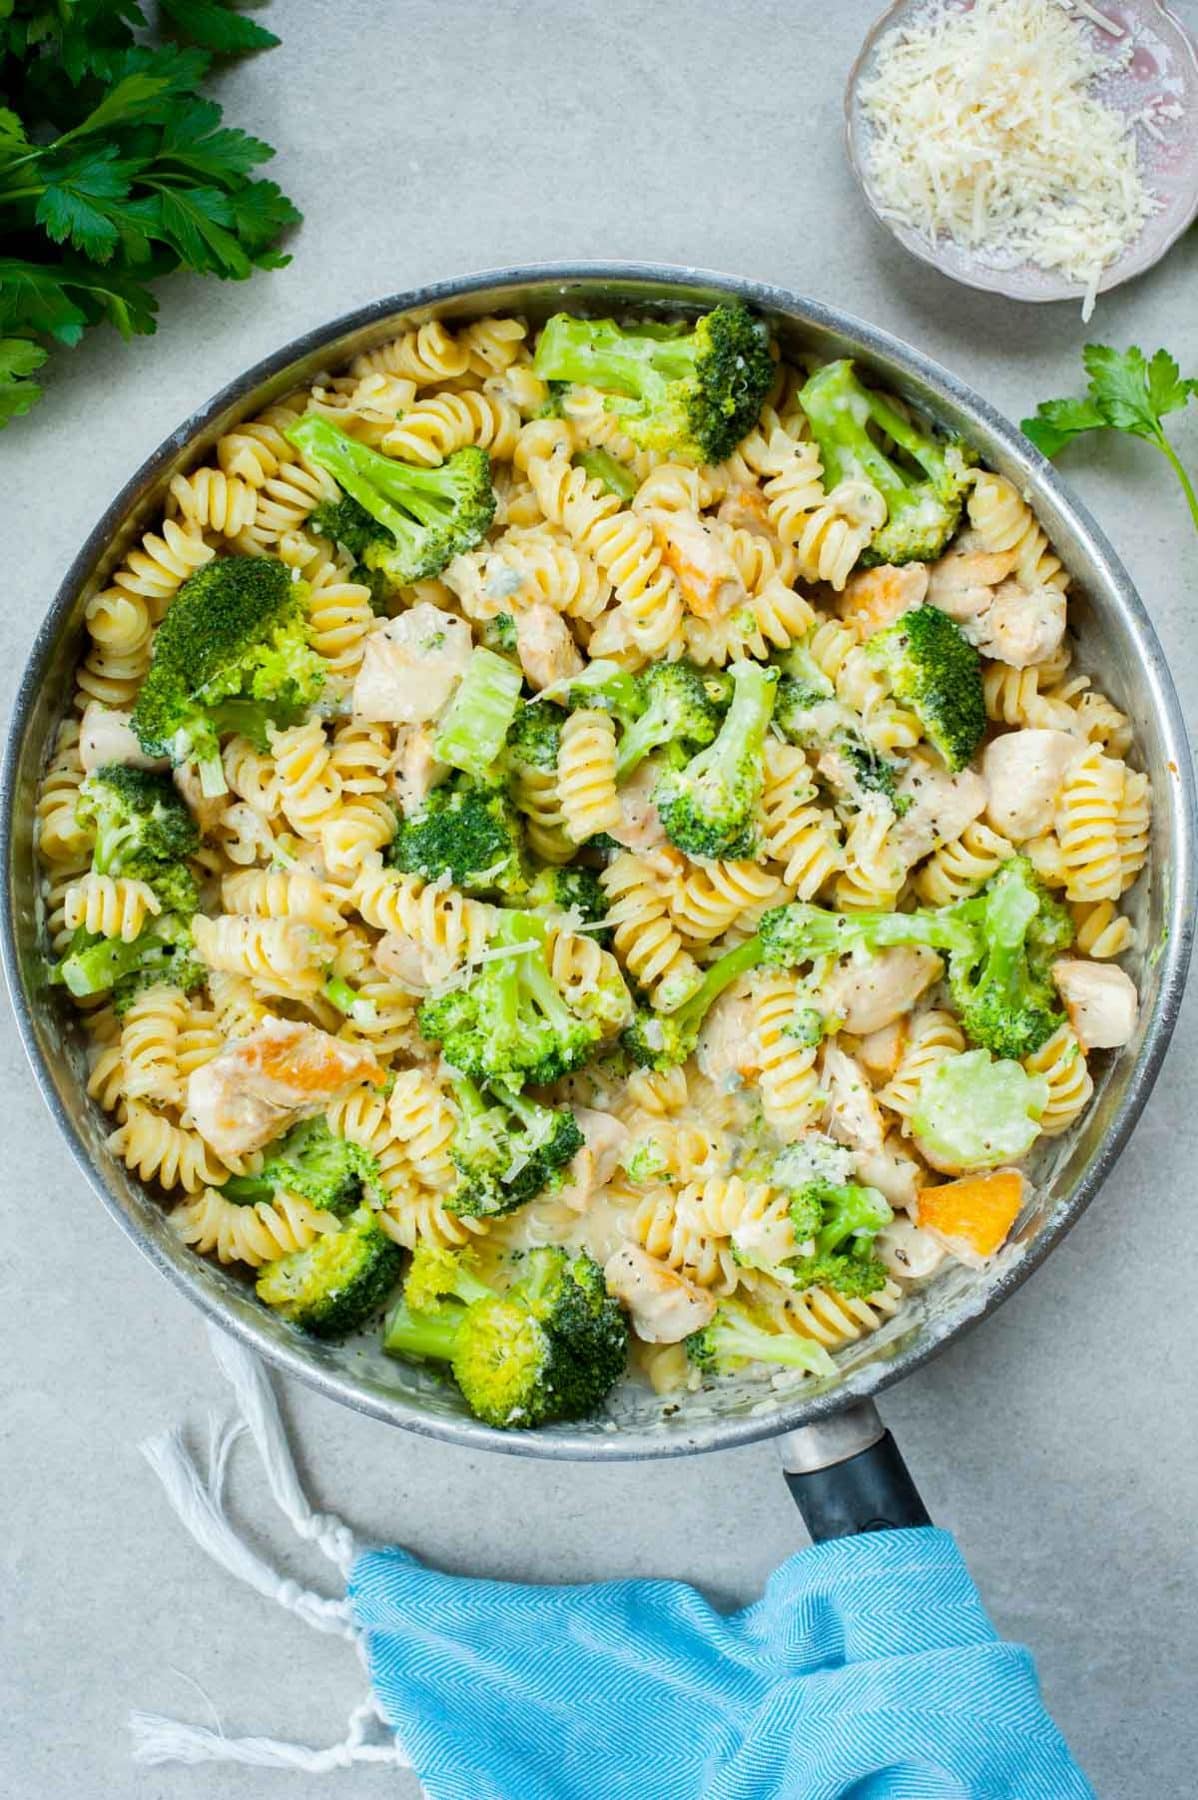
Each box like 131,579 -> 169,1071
387,1067 -> 457,1190
1054,745 -> 1124,903
1023,1025 -> 1093,1137
382,389 -> 520,465
600,851 -> 703,1013
753,973 -> 826,1140
914,822 -> 1015,906
168,468 -> 258,538
967,472 -> 1068,593
172,1187 -> 342,1266
557,709 -> 621,843
877,1010 -> 965,1129
108,1103 -> 233,1193
63,873 -> 161,942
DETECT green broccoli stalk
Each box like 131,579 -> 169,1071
388,775 -> 529,900
419,909 -> 630,1088
622,932 -> 765,1070
322,970 -> 378,1025
867,605 -> 985,773
51,913 -> 205,1003
223,1117 -> 382,1215
654,658 -> 777,859
685,1300 -> 836,1379
287,416 -> 496,588
615,660 -> 722,780
538,657 -> 643,721
382,1243 -> 628,1428
573,447 -> 638,502
446,1075 -> 584,1217
758,857 -> 1071,1060
533,303 -> 775,465
433,648 -> 523,780
798,359 -> 975,567
912,1049 -> 1049,1171
130,556 -> 325,798
256,1206 -> 403,1338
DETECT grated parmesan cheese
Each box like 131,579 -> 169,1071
858,0 -> 1159,317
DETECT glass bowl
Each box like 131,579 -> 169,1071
845,0 -> 1198,306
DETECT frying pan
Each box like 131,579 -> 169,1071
3,265 -> 1192,1542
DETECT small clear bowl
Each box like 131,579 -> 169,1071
845,0 -> 1198,306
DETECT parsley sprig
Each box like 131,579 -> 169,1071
1022,345 -> 1198,534
0,0 -> 299,427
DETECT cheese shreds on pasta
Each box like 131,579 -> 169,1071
858,0 -> 1157,317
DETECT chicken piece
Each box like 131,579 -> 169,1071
187,1017 -> 383,1160
972,580 -> 1066,669
1051,958 -> 1139,1051
852,1134 -> 923,1211
649,509 -> 746,619
856,1018 -> 907,1082
891,756 -> 987,866
926,546 -> 1014,622
79,702 -> 167,774
515,603 -> 583,692
822,1045 -> 885,1155
607,756 -> 668,853
390,724 -> 449,818
916,1170 -> 1027,1266
374,931 -> 434,992
558,1107 -> 630,1212
982,729 -> 1079,842
819,946 -> 942,1036
875,1215 -> 946,1280
696,984 -> 761,1087
838,562 -> 928,636
172,760 -> 226,834
352,604 -> 471,724
716,484 -> 774,539
604,1244 -> 717,1344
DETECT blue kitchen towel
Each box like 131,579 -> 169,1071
351,1526 -> 1094,1800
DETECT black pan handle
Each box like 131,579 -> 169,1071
778,1401 -> 931,1541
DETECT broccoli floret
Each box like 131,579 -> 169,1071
419,909 -> 629,1088
534,303 -> 774,466
287,417 -> 495,589
867,605 -> 985,773
308,494 -> 382,561
573,447 -> 638,502
525,865 -> 609,936
615,660 -> 722,780
685,1299 -> 835,1379
446,1076 -> 583,1217
622,932 -> 764,1071
799,359 -> 975,567
758,857 -> 1070,1060
388,775 -> 528,901
75,765 -> 199,896
223,1117 -> 381,1215
256,1205 -> 402,1338
506,698 -> 563,776
654,658 -> 777,859
130,556 -> 325,798
912,1049 -> 1049,1171
792,1179 -> 892,1297
51,912 -> 205,1003
482,611 -> 518,652
382,1243 -> 628,1428
433,647 -> 524,781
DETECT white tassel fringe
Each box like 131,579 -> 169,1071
129,1327 -> 411,1776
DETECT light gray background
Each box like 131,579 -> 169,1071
2,2 -> 1196,1795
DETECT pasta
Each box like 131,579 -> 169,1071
34,298 -> 1150,1429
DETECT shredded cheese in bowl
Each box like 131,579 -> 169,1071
850,0 -> 1186,318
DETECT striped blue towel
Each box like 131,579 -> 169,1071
351,1526 -> 1094,1800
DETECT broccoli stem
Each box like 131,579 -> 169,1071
434,648 -> 523,780
323,971 -> 376,1021
58,933 -> 150,998
381,1303 -> 464,1363
573,448 -> 638,502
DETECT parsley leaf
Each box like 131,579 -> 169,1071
1022,343 -> 1198,534
0,336 -> 48,423
159,0 -> 280,55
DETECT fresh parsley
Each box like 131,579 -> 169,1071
1022,345 -> 1198,533
0,0 -> 298,427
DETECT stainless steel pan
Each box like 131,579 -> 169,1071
4,266 -> 1192,1535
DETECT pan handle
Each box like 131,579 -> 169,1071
777,1401 -> 931,1541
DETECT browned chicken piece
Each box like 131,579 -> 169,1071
649,509 -> 746,618
1051,958 -> 1139,1050
819,946 -> 942,1036
558,1107 -> 631,1212
891,756 -> 987,866
172,760 -> 226,834
353,604 -> 472,724
695,984 -> 762,1086
603,1244 -> 717,1343
390,724 -> 449,818
79,702 -> 167,774
716,485 -> 775,539
607,756 -> 668,853
972,580 -> 1066,669
187,1016 -> 384,1160
822,1045 -> 885,1155
926,546 -> 1015,622
838,562 -> 928,636
982,729 -> 1079,842
515,603 -> 583,691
